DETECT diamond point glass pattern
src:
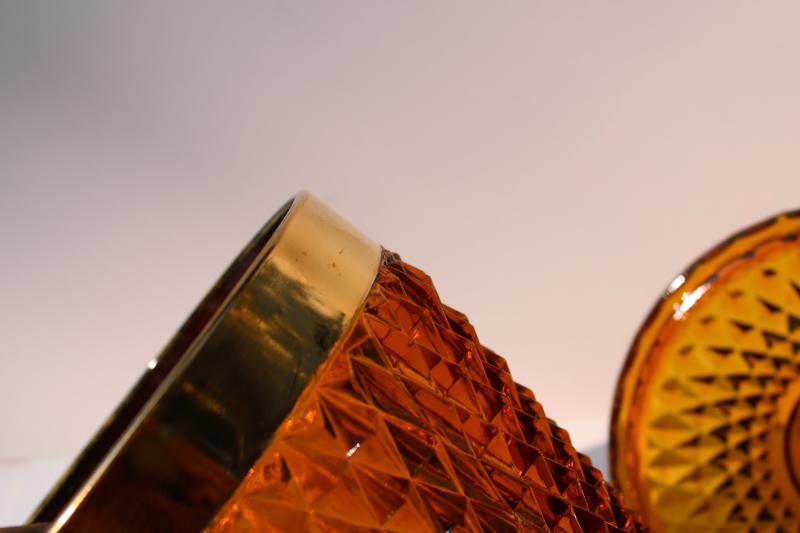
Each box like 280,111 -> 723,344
206,252 -> 644,533
612,210 -> 800,532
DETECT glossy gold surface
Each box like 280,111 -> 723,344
612,210 -> 800,532
32,192 -> 382,533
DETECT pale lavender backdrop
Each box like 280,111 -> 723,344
2,1 -> 800,525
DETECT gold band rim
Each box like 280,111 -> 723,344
33,191 -> 382,532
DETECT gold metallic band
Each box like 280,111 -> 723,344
33,192 -> 382,532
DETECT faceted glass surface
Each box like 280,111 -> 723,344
206,252 -> 642,533
612,211 -> 800,532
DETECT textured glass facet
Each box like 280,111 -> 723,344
612,211 -> 800,532
206,252 -> 642,533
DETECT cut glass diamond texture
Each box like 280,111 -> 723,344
206,252 -> 643,533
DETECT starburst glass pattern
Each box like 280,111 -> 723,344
205,252 -> 643,533
612,211 -> 800,532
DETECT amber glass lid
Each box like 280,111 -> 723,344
611,210 -> 800,531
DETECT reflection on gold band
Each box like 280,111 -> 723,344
33,192 -> 382,533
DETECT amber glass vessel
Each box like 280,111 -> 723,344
33,192 -> 642,532
205,251 -> 641,533
612,210 -> 800,532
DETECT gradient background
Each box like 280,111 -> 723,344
2,1 -> 800,525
